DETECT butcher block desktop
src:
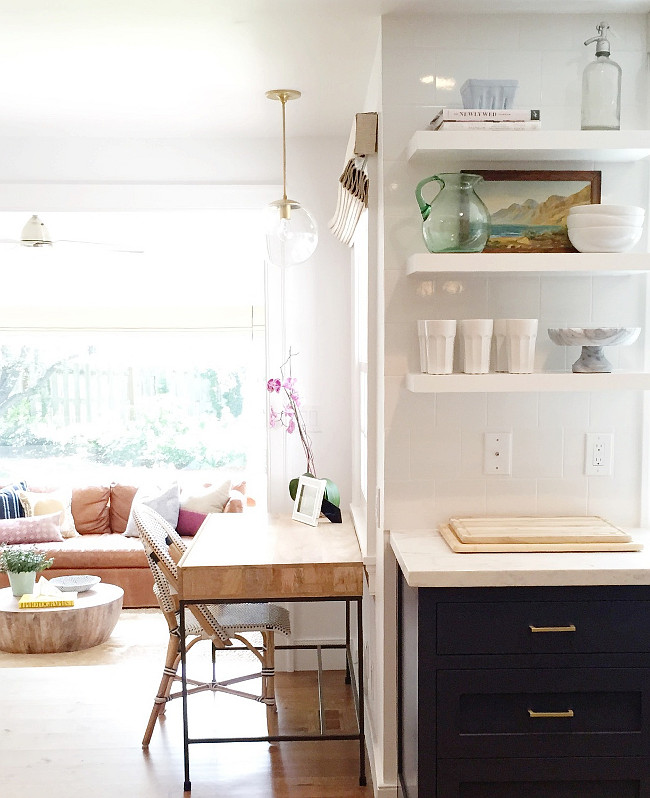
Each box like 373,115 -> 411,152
177,511 -> 364,602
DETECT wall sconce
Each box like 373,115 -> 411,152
263,89 -> 318,267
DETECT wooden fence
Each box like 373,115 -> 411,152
36,363 -> 216,426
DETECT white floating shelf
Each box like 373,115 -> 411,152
407,130 -> 650,163
406,371 -> 650,394
406,252 -> 650,275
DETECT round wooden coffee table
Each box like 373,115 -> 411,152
0,582 -> 124,654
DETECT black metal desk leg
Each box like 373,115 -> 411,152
180,602 -> 191,791
345,600 -> 351,684
357,597 -> 366,787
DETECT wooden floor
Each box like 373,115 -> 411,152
0,610 -> 373,797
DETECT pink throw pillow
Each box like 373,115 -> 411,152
0,512 -> 64,544
176,507 -> 207,536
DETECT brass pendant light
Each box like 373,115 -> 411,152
263,89 -> 318,267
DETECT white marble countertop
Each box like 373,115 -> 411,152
390,527 -> 650,588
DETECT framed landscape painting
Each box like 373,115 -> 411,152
464,170 -> 602,253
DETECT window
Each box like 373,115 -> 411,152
0,207 -> 267,500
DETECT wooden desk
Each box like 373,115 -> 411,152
178,511 -> 364,601
177,511 -> 365,791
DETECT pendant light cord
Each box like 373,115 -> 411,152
281,94 -> 288,202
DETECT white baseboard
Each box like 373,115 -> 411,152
364,701 -> 398,798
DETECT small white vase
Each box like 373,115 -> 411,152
8,571 -> 36,597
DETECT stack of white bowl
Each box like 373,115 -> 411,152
567,204 -> 645,253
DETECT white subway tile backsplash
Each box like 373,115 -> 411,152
383,478 -> 437,529
592,275 -> 646,327
587,475 -> 642,526
561,430 -> 588,478
540,51 -> 582,107
540,276 -> 593,327
382,48 -> 440,107
512,428 -> 564,479
460,429 -> 485,475
437,393 -> 487,430
539,393 -> 590,429
589,392 -> 643,431
536,478 -> 588,516
517,15 -> 577,51
379,11 -> 649,530
383,15 -> 470,52
385,429 -> 413,481
433,50 -> 491,106
487,392 -> 538,428
485,479 -> 538,516
433,478 -> 487,525
485,50 -> 543,108
385,321 -> 417,375
385,376 -> 435,436
410,426 -> 462,480
487,274 -> 541,320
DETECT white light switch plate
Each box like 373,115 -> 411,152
484,432 -> 512,475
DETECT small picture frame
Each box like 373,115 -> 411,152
291,475 -> 327,526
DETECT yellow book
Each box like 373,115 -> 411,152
18,594 -> 76,608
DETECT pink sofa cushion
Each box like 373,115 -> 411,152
176,507 -> 207,536
0,512 -> 64,544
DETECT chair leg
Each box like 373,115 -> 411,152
142,633 -> 181,747
262,631 -> 276,708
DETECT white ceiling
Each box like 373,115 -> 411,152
0,0 -> 647,141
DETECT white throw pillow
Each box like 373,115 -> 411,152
180,479 -> 232,514
19,488 -> 78,538
124,482 -> 181,538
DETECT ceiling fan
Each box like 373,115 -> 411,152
0,214 -> 143,252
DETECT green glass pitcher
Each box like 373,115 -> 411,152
415,172 -> 490,253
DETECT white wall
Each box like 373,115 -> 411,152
369,11 -> 650,797
382,13 -> 649,533
0,133 -> 355,669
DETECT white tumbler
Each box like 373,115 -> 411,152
493,319 -> 509,372
417,320 -> 429,373
422,319 -> 456,374
506,318 -> 538,373
460,319 -> 493,374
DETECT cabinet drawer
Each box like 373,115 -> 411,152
437,668 -> 650,758
436,599 -> 650,655
437,757 -> 650,798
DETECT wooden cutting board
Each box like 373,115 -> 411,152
449,515 -> 632,544
439,523 -> 643,553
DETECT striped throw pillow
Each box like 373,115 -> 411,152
0,481 -> 27,519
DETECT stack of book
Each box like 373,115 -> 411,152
429,108 -> 541,131
17,576 -> 77,608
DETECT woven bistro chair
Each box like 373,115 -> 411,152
133,504 -> 291,747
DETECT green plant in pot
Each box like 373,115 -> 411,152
268,350 -> 341,523
0,545 -> 54,597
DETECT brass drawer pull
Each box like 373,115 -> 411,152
529,624 -> 577,633
528,709 -> 574,719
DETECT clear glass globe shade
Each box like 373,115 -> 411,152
264,200 -> 318,267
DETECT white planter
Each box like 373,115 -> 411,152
7,571 -> 36,598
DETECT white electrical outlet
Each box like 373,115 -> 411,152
484,432 -> 512,475
585,433 -> 614,476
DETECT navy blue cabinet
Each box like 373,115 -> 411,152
398,576 -> 650,798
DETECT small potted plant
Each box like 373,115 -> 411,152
0,545 -> 54,597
